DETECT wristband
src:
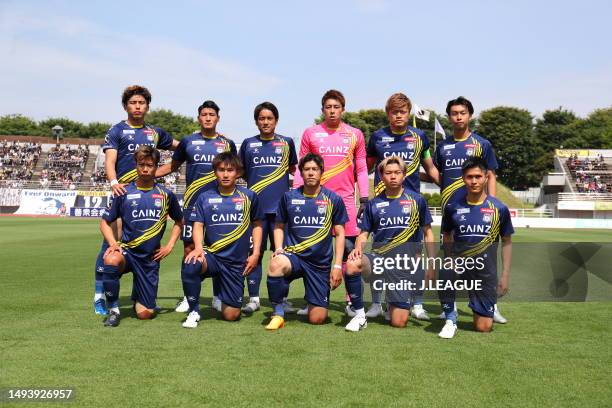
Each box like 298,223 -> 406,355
359,197 -> 368,204
333,264 -> 342,269
110,179 -> 119,186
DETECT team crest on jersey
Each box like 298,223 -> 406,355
317,206 -> 326,214
147,135 -> 154,141
466,148 -> 474,156
343,138 -> 349,144
275,147 -> 282,154
235,203 -> 243,211
407,143 -> 415,150
154,199 -> 162,208
402,205 -> 411,214
216,147 -> 224,153
482,213 -> 492,223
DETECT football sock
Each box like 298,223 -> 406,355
102,264 -> 120,308
181,260 -> 202,313
247,263 -> 262,298
267,276 -> 285,317
345,273 -> 364,311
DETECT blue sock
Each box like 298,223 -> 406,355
438,267 -> 456,323
212,273 -> 221,298
345,274 -> 364,310
182,260 -> 202,313
95,280 -> 104,296
94,246 -> 106,295
102,265 -> 120,307
267,276 -> 285,317
370,279 -> 382,304
442,304 -> 457,323
247,262 -> 262,298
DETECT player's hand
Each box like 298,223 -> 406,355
357,197 -> 368,220
184,248 -> 205,264
111,183 -> 128,196
330,266 -> 343,290
497,274 -> 509,297
152,244 -> 173,261
104,243 -> 122,257
272,248 -> 285,258
347,248 -> 361,262
243,253 -> 259,276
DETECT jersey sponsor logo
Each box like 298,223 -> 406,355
143,129 -> 154,135
480,208 -> 495,214
293,215 -> 326,225
376,201 -> 390,208
272,142 -> 285,146
399,200 -> 411,205
127,193 -> 141,199
445,158 -> 466,167
127,142 -> 155,152
381,136 -> 394,142
379,216 -> 411,227
193,153 -> 216,162
132,208 -> 163,218
192,140 -> 206,145
464,144 -> 476,148
404,137 -> 415,142
232,197 -> 245,203
152,194 -> 163,199
315,200 -> 328,206
253,156 -> 282,165
319,145 -> 349,154
315,132 -> 328,138
211,213 -> 244,223
459,224 -> 491,234
208,198 -> 223,204
457,208 -> 470,214
291,199 -> 306,205
250,142 -> 263,148
443,144 -> 455,150
123,129 -> 135,134
383,150 -> 413,160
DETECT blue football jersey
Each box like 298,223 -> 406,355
173,133 -> 237,211
361,189 -> 432,255
102,121 -> 174,183
433,133 -> 498,208
239,134 -> 297,214
190,186 -> 263,264
367,126 -> 430,194
442,195 -> 514,272
276,187 -> 348,268
102,183 -> 182,255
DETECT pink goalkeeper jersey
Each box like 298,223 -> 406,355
293,122 -> 369,237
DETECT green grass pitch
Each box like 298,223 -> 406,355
1,218 -> 610,407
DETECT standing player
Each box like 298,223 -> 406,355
361,92 -> 439,320
238,102 -> 297,313
265,153 -> 347,330
434,96 -> 507,324
181,152 -> 263,328
345,156 -> 435,331
93,85 -> 177,315
156,100 -> 237,314
438,157 -> 513,338
293,89 -> 368,314
100,146 -> 183,327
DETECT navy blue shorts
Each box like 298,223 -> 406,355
464,268 -> 497,318
283,253 -> 330,308
181,213 -> 195,244
121,249 -> 160,310
204,253 -> 244,308
257,213 -> 276,253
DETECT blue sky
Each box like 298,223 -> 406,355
1,0 -> 610,142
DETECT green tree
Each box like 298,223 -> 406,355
146,109 -> 199,139
563,107 -> 612,149
423,192 -> 442,207
0,114 -> 42,136
476,106 -> 537,190
39,117 -> 86,139
83,122 -> 113,139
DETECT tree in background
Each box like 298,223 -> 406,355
563,107 -> 612,149
146,109 -> 199,140
0,114 -> 42,136
477,107 -> 538,190
83,122 -> 113,139
39,118 -> 86,139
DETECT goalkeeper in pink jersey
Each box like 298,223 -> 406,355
293,89 -> 369,314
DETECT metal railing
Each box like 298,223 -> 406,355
558,192 -> 612,201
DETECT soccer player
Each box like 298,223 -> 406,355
265,153 -> 348,330
93,85 -> 177,315
100,146 -> 183,327
438,157 -> 513,338
238,102 -> 298,313
155,100 -> 237,314
361,92 -> 440,320
433,96 -> 507,324
181,152 -> 263,328
293,89 -> 368,314
345,156 -> 435,331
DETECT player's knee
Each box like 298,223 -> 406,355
308,310 -> 327,325
268,257 -> 286,277
390,308 -> 409,328
136,309 -> 156,320
345,259 -> 362,275
103,253 -> 122,267
222,307 -> 241,321
474,317 -> 493,332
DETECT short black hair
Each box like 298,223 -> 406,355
134,145 -> 160,166
198,100 -> 220,115
446,96 -> 474,116
212,151 -> 243,173
254,102 -> 279,121
461,156 -> 488,174
298,152 -> 324,173
122,85 -> 152,107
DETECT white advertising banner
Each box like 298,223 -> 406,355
15,190 -> 77,215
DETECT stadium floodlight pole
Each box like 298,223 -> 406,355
52,125 -> 63,144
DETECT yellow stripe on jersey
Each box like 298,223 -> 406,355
250,141 -> 290,194
183,171 -> 217,209
284,194 -> 333,254
373,194 -> 420,255
404,130 -> 423,177
320,133 -> 357,185
374,180 -> 385,196
205,190 -> 251,253
460,201 -> 501,258
119,186 -> 169,249
441,177 -> 465,209
118,169 -> 138,184
145,124 -> 160,146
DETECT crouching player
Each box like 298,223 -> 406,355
265,153 -> 348,330
438,157 -> 513,338
182,152 -> 263,328
100,146 -> 183,327
345,156 -> 435,331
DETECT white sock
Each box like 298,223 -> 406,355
494,303 -> 499,311
355,308 -> 365,317
109,307 -> 120,314
94,293 -> 103,301
250,296 -> 260,304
